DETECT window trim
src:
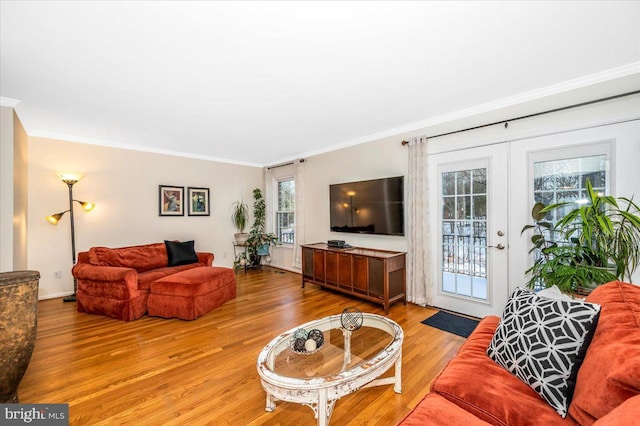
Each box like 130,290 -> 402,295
275,176 -> 295,246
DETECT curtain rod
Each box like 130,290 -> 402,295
266,158 -> 305,170
401,89 -> 640,146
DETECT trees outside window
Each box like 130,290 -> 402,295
276,179 -> 295,244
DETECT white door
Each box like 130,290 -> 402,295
429,144 -> 509,317
508,120 -> 640,288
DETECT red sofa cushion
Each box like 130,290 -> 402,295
431,316 -> 576,426
137,264 -> 204,291
147,267 -> 237,320
89,243 -> 168,272
568,282 -> 640,425
150,267 -> 235,296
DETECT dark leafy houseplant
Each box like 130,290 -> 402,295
233,251 -> 248,270
246,188 -> 278,264
522,179 -> 640,294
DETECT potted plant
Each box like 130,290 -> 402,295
231,200 -> 249,245
246,188 -> 279,264
522,179 -> 640,294
233,251 -> 248,270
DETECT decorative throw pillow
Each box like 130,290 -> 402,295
487,287 -> 601,418
164,240 -> 198,267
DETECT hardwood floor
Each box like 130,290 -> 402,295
18,267 -> 466,425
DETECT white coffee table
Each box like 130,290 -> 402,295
256,313 -> 403,426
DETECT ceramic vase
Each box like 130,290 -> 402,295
257,243 -> 270,256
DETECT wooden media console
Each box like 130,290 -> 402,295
301,243 -> 406,313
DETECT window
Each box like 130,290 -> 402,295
441,167 -> 488,300
530,150 -> 609,290
276,178 -> 295,244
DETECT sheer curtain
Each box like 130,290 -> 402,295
292,159 -> 306,269
263,167 -> 274,235
407,137 -> 432,306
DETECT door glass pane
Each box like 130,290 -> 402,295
531,154 -> 607,289
456,170 -> 471,194
442,172 -> 456,195
533,155 -> 606,210
441,168 -> 487,301
456,196 -> 471,219
443,197 -> 455,220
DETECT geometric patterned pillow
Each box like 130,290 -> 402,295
487,287 -> 601,417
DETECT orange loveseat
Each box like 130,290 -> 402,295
399,281 -> 640,425
72,242 -> 236,321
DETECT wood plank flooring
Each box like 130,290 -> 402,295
18,267 -> 466,425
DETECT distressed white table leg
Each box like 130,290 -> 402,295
318,388 -> 328,426
265,392 -> 276,412
394,348 -> 402,393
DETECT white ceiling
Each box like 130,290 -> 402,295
2,1 -> 640,167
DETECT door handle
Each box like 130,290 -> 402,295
488,243 -> 505,250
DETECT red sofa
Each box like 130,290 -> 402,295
72,242 -> 236,321
399,281 -> 640,425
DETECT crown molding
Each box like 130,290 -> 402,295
27,129 -> 264,168
0,97 -> 21,107
297,62 -> 640,158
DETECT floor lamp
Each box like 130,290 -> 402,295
46,174 -> 95,303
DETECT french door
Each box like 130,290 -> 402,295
429,144 -> 509,317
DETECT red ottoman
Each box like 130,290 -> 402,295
147,267 -> 236,320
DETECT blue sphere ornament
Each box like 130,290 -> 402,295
293,328 -> 309,340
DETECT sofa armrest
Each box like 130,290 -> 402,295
72,263 -> 139,291
77,251 -> 90,264
197,252 -> 214,266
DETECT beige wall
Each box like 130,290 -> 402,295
0,106 -> 15,271
28,137 -> 262,299
301,136 -> 410,255
0,106 -> 28,271
13,111 -> 29,270
267,139 -> 411,272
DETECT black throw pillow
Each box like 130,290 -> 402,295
165,240 -> 198,266
486,287 -> 601,417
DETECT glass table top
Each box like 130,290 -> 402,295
258,314 -> 402,382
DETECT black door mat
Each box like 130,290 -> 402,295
421,310 -> 480,338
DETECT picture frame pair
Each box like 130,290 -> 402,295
159,185 -> 210,216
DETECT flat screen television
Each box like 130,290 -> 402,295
329,176 -> 404,236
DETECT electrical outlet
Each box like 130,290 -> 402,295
54,270 -> 62,279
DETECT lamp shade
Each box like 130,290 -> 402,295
79,201 -> 95,212
46,213 -> 64,225
57,173 -> 81,185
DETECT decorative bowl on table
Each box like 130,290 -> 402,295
290,328 -> 324,355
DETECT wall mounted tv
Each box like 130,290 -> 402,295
329,176 -> 404,236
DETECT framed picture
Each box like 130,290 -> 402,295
159,185 -> 184,216
188,187 -> 210,216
